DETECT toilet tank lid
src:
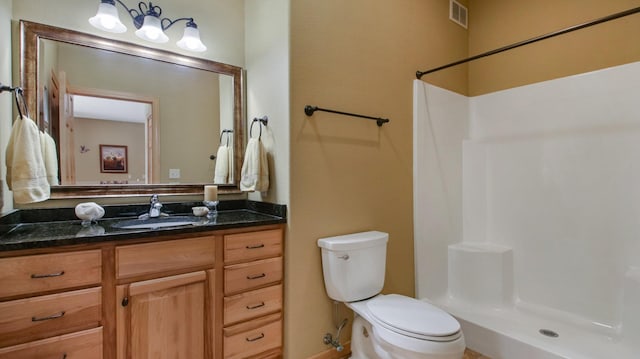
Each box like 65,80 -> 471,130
317,231 -> 389,250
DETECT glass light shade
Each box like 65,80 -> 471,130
89,2 -> 127,33
135,15 -> 169,43
176,26 -> 207,52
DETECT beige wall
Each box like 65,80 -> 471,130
6,1 -> 637,358
245,0 -> 290,206
0,0 -> 11,214
287,0 -> 467,357
468,0 -> 640,96
74,118 -> 145,184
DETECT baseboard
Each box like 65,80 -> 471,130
307,341 -> 351,359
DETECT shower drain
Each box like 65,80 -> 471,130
539,329 -> 559,338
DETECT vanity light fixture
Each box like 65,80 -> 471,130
89,0 -> 207,52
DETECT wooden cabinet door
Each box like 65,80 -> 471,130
116,270 -> 215,359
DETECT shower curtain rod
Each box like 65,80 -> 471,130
416,6 -> 640,79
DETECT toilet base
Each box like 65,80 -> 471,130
350,315 -> 380,359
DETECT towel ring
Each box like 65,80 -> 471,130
13,88 -> 25,119
219,129 -> 233,146
250,120 -> 262,139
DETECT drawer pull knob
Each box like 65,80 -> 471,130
247,273 -> 266,280
32,311 -> 65,322
122,297 -> 129,307
246,333 -> 265,342
62,354 -> 67,359
246,244 -> 265,249
31,271 -> 65,279
246,301 -> 265,310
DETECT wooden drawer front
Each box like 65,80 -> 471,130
224,284 -> 282,326
224,229 -> 282,264
224,257 -> 282,295
117,237 -> 215,279
0,250 -> 101,298
0,287 -> 102,348
0,326 -> 103,359
223,315 -> 281,359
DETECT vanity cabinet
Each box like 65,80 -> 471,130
0,224 -> 284,359
0,250 -> 103,358
222,229 -> 283,359
115,237 -> 216,359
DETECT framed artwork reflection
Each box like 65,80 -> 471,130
100,144 -> 128,173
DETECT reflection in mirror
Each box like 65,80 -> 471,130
40,39 -> 235,185
72,95 -> 151,185
20,21 -> 245,198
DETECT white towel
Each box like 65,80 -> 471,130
227,141 -> 234,183
40,131 -> 59,186
240,138 -> 269,192
213,145 -> 229,184
5,116 -> 50,203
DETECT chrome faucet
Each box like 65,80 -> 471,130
148,194 -> 163,218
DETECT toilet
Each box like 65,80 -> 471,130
318,231 -> 465,359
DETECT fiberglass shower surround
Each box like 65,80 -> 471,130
412,7 -> 640,357
413,61 -> 640,358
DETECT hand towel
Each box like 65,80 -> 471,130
40,131 -> 59,186
227,141 -> 234,183
5,116 -> 50,203
213,145 -> 229,184
240,138 -> 269,192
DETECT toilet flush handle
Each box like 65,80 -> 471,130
338,254 -> 349,260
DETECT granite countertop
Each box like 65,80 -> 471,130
0,200 -> 286,251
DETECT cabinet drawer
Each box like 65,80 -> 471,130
224,257 -> 282,295
224,284 -> 282,326
0,250 -> 101,298
117,237 -> 215,279
0,326 -> 103,359
224,229 -> 282,264
0,287 -> 102,347
223,315 -> 281,359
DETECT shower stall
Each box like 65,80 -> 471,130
413,8 -> 640,357
414,59 -> 640,359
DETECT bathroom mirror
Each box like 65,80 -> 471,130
19,20 -> 245,198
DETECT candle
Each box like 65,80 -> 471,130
204,185 -> 218,202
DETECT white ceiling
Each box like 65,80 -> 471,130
73,95 -> 151,123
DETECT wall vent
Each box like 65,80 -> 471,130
450,0 -> 468,29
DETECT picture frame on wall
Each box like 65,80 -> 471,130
100,144 -> 128,173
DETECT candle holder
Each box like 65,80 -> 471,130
203,200 -> 219,220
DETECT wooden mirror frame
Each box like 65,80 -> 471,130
19,20 -> 245,199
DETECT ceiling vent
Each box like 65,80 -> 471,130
450,0 -> 468,29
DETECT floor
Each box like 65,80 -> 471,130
334,348 -> 490,359
464,348 -> 492,359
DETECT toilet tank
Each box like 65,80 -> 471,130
317,231 -> 389,302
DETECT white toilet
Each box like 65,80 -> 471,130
318,231 -> 465,359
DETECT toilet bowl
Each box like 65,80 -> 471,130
348,294 -> 465,359
318,231 -> 465,359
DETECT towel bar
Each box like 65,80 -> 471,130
304,105 -> 389,127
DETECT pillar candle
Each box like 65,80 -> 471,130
204,185 -> 218,201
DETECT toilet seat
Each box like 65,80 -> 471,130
366,294 -> 461,342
